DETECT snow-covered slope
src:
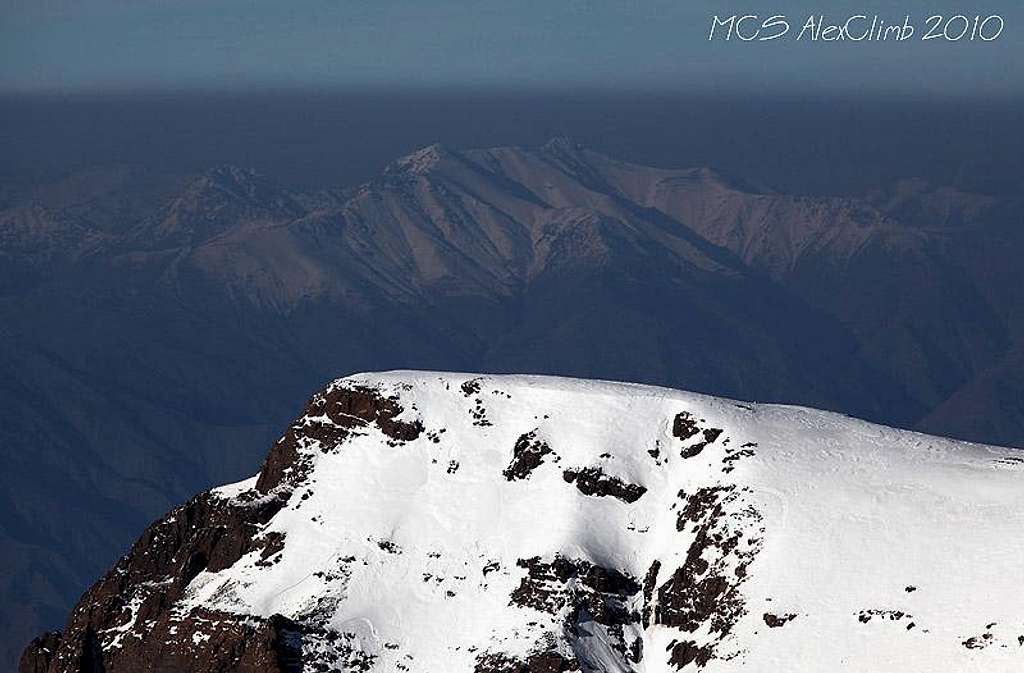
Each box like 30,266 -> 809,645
22,372 -> 1024,673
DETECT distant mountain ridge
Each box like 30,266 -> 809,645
1,139 -> 1022,668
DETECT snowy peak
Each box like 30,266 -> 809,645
22,372 -> 1024,673
386,143 -> 459,176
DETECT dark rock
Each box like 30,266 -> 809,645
475,651 -> 580,673
672,412 -> 701,441
667,640 -> 712,669
762,613 -> 797,628
856,609 -> 912,624
672,412 -> 725,460
722,446 -> 755,474
503,431 -> 553,481
469,398 -> 493,426
508,555 -> 640,665
680,428 -> 725,459
256,384 -> 422,493
510,556 -> 640,623
562,467 -> 646,503
18,632 -> 61,673
642,561 -> 662,627
677,486 -> 732,531
656,486 -> 762,668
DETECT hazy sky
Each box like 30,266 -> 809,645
1,0 -> 1021,94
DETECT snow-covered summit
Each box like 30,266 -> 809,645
22,372 -> 1024,673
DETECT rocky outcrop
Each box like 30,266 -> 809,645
256,384 -> 422,493
561,468 -> 646,503
20,380 -> 422,673
17,484 -> 294,673
503,431 -> 554,481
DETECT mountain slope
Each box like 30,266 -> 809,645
101,142 -> 910,416
3,139 -> 1022,669
23,372 -> 1024,673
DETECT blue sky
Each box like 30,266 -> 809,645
1,0 -> 1021,94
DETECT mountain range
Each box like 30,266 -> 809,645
2,138 -> 1023,667
20,372 -> 1024,672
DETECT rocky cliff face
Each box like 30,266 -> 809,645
19,384 -> 421,673
22,373 -> 1024,672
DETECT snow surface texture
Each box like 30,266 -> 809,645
181,372 -> 1024,671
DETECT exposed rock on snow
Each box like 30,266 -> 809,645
21,372 -> 1024,672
